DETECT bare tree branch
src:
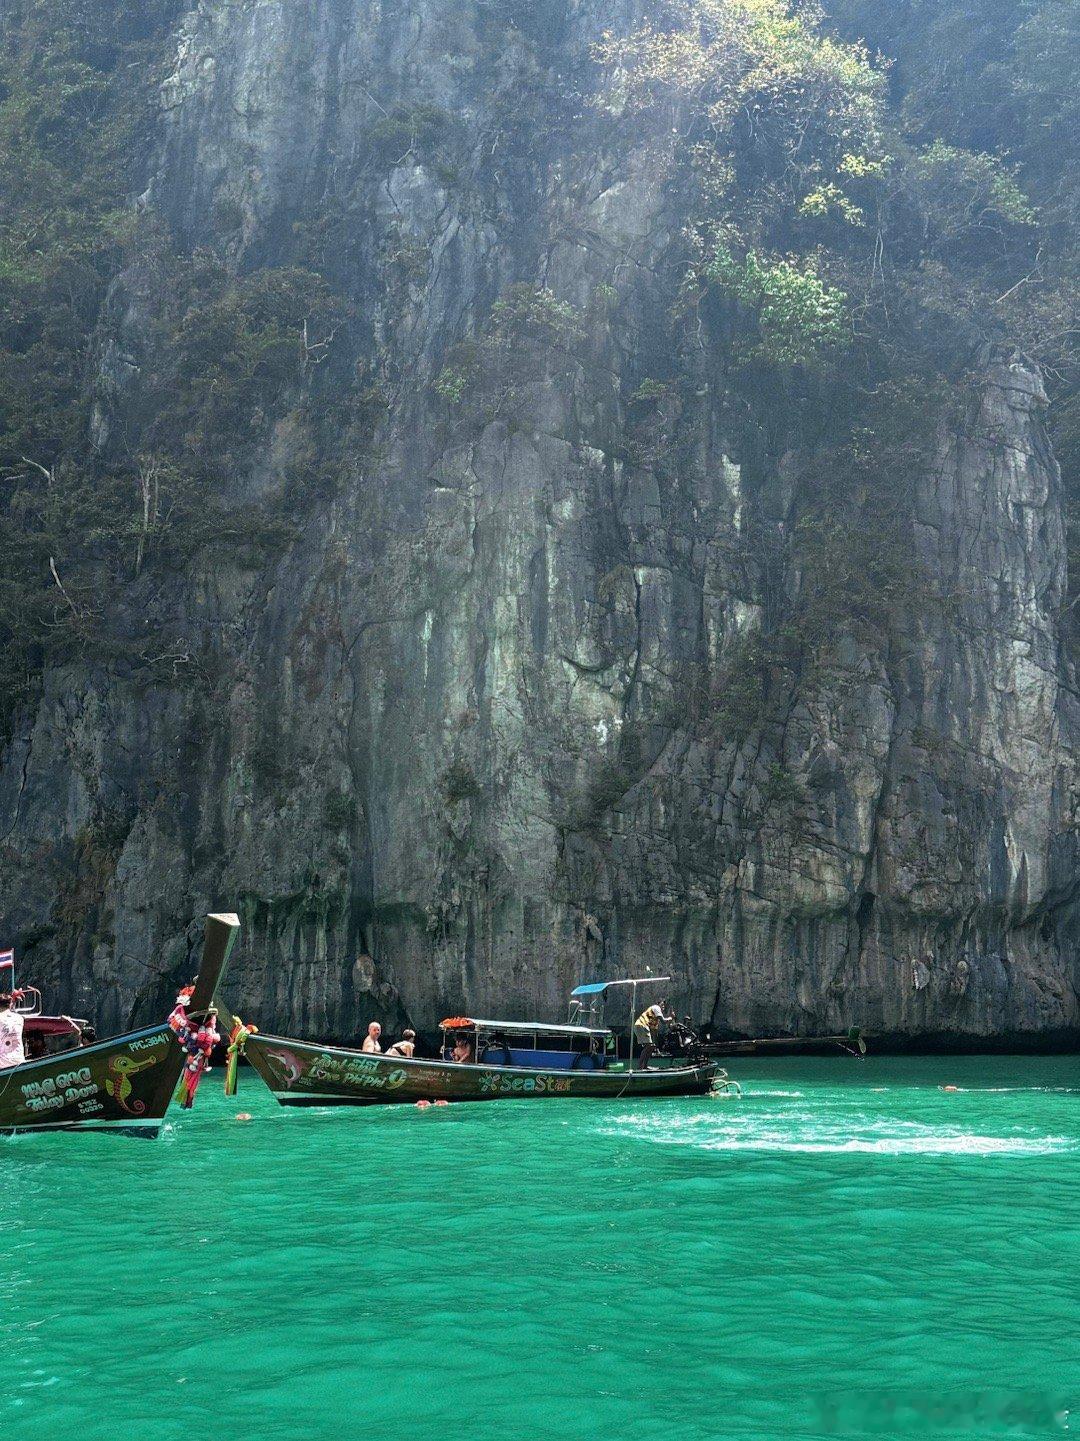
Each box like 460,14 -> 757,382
48,556 -> 81,620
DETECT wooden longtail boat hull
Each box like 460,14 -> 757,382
241,1032 -> 721,1106
0,1024 -> 188,1136
0,912 -> 239,1138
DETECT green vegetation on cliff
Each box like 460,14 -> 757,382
0,0 -> 1075,737
586,0 -> 1074,693
822,0 -> 1079,591
0,0 -> 352,724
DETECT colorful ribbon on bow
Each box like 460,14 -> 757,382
224,1019 -> 258,1097
168,1001 -> 220,1109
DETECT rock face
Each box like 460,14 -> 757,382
0,0 -> 1077,1044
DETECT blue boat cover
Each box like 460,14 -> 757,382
480,1047 -> 605,1071
570,982 -> 611,996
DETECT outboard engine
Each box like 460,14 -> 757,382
661,1017 -> 707,1060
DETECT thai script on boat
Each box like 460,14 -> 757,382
478,1072 -> 573,1096
309,1054 -> 408,1090
20,1066 -> 99,1111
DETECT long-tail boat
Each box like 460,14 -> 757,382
0,912 -> 239,1138
222,976 -> 734,1108
699,1026 -> 867,1058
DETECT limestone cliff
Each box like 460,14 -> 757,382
1,0 -> 1077,1045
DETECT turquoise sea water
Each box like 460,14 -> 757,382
2,1055 -> 1077,1440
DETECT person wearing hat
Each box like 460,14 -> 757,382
633,999 -> 675,1070
0,992 -> 25,1070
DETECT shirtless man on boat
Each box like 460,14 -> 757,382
451,1034 -> 475,1064
362,1022 -> 383,1053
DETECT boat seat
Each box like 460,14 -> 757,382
479,1047 -> 605,1070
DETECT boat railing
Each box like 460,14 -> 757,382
14,986 -> 42,1017
567,976 -> 673,1069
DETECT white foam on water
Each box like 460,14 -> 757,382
687,1135 -> 1077,1155
598,1109 -> 1078,1156
946,1086 -> 1080,1095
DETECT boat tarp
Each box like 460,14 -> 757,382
24,1015 -> 85,1037
453,1018 -> 611,1039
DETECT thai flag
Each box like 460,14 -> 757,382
0,949 -> 13,973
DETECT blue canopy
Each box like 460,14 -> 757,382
571,976 -> 671,997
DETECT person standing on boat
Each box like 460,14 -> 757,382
0,992 -> 25,1070
385,1029 -> 416,1058
362,1021 -> 383,1054
634,1000 -> 674,1070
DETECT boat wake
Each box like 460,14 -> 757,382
936,1086 -> 1080,1094
690,1134 -> 1073,1155
736,1088 -> 805,1098
598,1108 -> 1078,1156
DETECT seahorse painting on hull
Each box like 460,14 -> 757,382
103,1053 -> 159,1115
